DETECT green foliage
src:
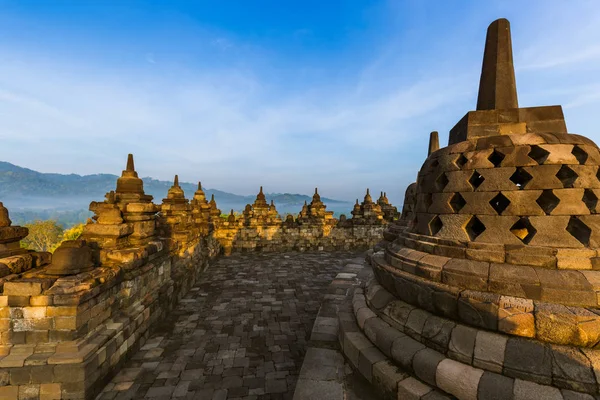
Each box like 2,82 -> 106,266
20,221 -> 85,253
21,220 -> 64,252
62,223 -> 85,242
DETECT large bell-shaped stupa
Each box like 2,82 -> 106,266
360,18 -> 600,399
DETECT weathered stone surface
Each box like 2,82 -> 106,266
504,337 -> 552,384
513,379 -> 563,400
448,324 -> 477,364
477,371 -> 514,400
435,358 -> 483,400
412,348 -> 444,386
473,331 -> 506,373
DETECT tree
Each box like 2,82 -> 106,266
22,220 -> 64,252
61,223 -> 84,242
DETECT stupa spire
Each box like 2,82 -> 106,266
126,153 -> 135,172
476,18 -> 518,110
428,131 -> 439,156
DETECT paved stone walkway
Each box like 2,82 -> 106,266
97,251 -> 363,400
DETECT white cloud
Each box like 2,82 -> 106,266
2,1 -> 600,206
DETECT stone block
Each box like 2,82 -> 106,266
358,346 -> 386,383
458,290 -> 499,330
435,358 -> 483,400
10,366 -> 31,385
412,348 -> 444,386
17,384 -> 40,400
421,315 -> 455,353
505,245 -> 556,268
356,307 -> 376,330
390,335 -> 426,372
442,259 -> 489,292
405,309 -> 430,337
489,262 -> 539,298
561,389 -> 596,400
477,371 -> 514,400
536,303 -> 600,347
372,360 -> 407,399
396,377 -> 432,400
513,379 -> 562,400
383,300 -> 415,327
550,345 -> 596,393
0,386 -> 19,399
556,248 -> 595,270
432,286 -> 460,320
364,317 -> 390,345
498,296 -> 535,338
39,383 -> 61,400
473,331 -> 506,373
293,379 -> 343,400
343,332 -> 374,369
448,324 -> 477,364
375,325 -> 405,358
370,287 -> 396,310
3,282 -> 43,296
502,190 -> 546,217
504,337 -> 552,385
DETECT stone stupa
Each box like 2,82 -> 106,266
361,18 -> 600,399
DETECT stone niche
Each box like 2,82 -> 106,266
0,156 -> 221,400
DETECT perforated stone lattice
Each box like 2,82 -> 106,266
489,192 -> 510,215
510,167 -> 532,189
528,145 -> 550,164
412,136 -> 600,246
465,215 -> 486,241
449,193 -> 466,213
469,170 -> 485,190
536,190 -> 560,215
556,165 -> 578,188
566,216 -> 592,246
510,217 -> 536,244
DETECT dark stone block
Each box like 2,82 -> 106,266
457,291 -> 499,330
390,335 -> 426,372
477,371 -> 515,400
432,287 -> 460,320
412,348 -> 444,387
561,389 -> 597,400
504,337 -> 552,385
550,346 -> 597,393
375,325 -> 405,358
422,315 -> 455,353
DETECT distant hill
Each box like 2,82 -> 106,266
0,161 -> 353,226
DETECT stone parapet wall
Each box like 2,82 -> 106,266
214,223 -> 387,254
0,236 -> 220,399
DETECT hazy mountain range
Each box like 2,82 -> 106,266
0,161 -> 354,226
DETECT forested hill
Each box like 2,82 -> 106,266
0,161 -> 350,213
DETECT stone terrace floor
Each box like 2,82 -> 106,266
96,250 -> 364,400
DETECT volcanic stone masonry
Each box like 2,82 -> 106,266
0,152 -> 397,399
343,18 -> 600,400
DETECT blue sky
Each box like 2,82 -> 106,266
1,1 -> 600,204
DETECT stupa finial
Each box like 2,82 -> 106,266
126,154 -> 135,172
428,131 -> 439,156
476,18 -> 518,110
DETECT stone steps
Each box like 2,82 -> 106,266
292,256 -> 380,400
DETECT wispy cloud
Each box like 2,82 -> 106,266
2,1 -> 600,205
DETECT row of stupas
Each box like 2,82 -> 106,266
358,18 -> 600,399
0,155 -> 400,279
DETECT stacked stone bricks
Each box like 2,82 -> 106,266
361,19 -> 600,399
